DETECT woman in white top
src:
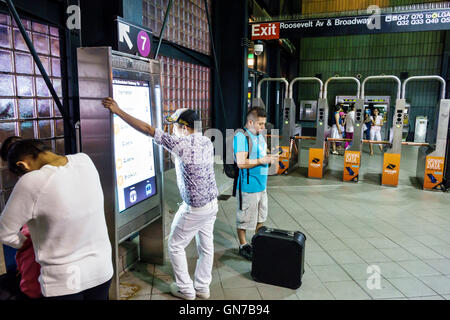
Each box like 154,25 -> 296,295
344,104 -> 355,150
330,104 -> 343,155
369,108 -> 384,155
0,137 -> 113,299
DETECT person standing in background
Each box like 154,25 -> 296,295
364,105 -> 373,141
330,103 -> 343,155
369,108 -> 384,156
344,103 -> 355,150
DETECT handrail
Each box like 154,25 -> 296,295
323,76 -> 361,99
401,75 -> 446,100
288,77 -> 324,99
257,78 -> 289,99
362,75 -> 402,100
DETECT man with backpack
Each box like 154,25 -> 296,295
233,107 -> 277,260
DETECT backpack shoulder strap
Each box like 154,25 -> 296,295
245,133 -> 250,185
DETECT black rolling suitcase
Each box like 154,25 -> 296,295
251,226 -> 306,289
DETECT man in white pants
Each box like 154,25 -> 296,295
102,98 -> 218,300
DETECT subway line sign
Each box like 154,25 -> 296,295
250,8 -> 450,39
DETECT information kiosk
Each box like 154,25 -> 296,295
77,47 -> 165,299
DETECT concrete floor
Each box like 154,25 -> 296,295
118,141 -> 450,300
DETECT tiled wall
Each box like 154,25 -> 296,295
143,0 -> 211,55
0,13 -> 64,209
298,31 -> 444,133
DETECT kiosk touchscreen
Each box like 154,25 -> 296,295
112,79 -> 157,212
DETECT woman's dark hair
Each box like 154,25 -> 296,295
0,137 -> 51,176
0,136 -> 22,161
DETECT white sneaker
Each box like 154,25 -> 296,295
170,283 -> 195,300
196,290 -> 210,299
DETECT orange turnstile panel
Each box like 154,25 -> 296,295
308,148 -> 325,179
343,151 -> 360,182
382,153 -> 401,186
424,156 -> 445,190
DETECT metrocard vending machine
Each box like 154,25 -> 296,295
77,47 -> 165,300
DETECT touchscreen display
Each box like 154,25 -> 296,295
112,79 -> 157,212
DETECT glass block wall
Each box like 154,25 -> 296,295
160,56 -> 211,131
0,12 -> 64,209
143,0 -> 211,55
159,56 -> 211,169
0,13 -> 64,152
142,0 -> 213,170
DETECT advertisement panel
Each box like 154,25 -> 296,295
343,151 -> 361,182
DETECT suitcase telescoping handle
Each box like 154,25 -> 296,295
264,227 -> 295,238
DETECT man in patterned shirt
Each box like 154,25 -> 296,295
102,98 -> 218,301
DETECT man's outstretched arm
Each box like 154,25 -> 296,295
102,97 -> 155,137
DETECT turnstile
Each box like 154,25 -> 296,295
361,76 -> 403,187
313,77 -> 362,181
254,78 -> 291,175
287,77 -> 323,175
402,76 -> 449,191
77,47 -> 165,299
342,79 -> 364,183
306,95 -> 328,179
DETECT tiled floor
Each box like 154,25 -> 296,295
0,142 -> 448,300
118,142 -> 450,300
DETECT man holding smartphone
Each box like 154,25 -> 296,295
233,107 -> 277,261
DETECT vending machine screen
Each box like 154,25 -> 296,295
112,79 -> 157,212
